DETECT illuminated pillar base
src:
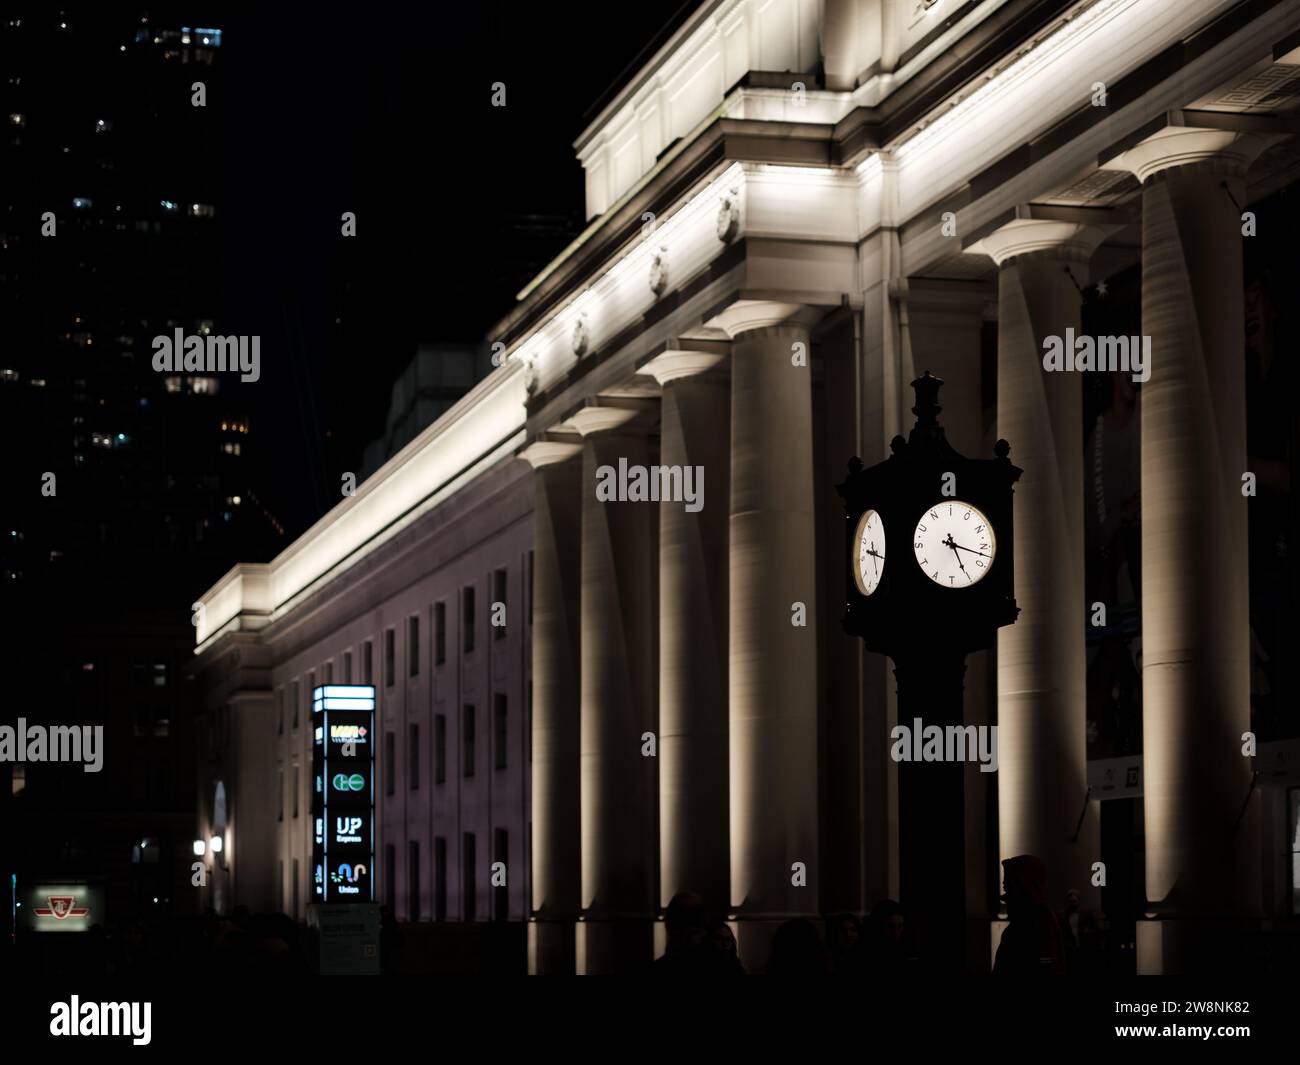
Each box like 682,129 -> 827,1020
528,919 -> 575,976
575,918 -> 654,975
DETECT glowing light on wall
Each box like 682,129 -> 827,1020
894,0 -> 1141,164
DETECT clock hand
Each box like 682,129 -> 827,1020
946,538 -> 991,558
942,534 -> 971,579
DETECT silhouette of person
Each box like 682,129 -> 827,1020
864,899 -> 913,974
653,892 -> 708,974
766,918 -> 828,976
700,918 -> 745,975
994,855 -> 1065,975
827,913 -> 864,975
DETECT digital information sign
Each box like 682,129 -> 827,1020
312,685 -> 376,903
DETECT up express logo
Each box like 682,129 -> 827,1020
335,816 -> 364,843
331,772 -> 366,792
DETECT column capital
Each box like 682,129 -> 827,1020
519,436 -> 583,468
639,349 -> 726,386
566,398 -> 657,437
708,299 -> 822,339
1103,126 -> 1279,184
968,218 -> 1111,269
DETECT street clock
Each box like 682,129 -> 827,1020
835,371 -> 1022,973
836,371 -> 1021,661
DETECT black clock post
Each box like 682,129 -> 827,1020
837,372 -> 1021,972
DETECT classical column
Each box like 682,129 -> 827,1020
571,402 -> 658,974
1108,126 -> 1272,972
713,301 -> 821,970
519,439 -> 583,975
973,219 -> 1108,924
902,278 -> 989,456
641,348 -> 730,915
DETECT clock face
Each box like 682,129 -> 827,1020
912,501 -> 996,588
853,509 -> 886,596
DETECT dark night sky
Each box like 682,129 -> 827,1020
212,2 -> 693,541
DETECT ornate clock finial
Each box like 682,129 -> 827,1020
911,371 -> 944,427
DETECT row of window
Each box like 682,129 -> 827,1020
276,647 -> 371,736
388,829 -> 511,922
274,558 -> 534,738
385,568 -> 520,688
276,832 -> 512,923
277,691 -> 528,821
386,693 -> 518,793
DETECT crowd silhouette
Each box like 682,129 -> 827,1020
651,854 -> 1119,975
14,853 -> 1125,975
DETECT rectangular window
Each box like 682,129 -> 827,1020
494,828 -> 509,921
277,768 -> 284,822
463,704 -> 475,778
462,586 -> 476,654
385,843 -> 396,912
362,641 -> 373,685
493,568 -> 507,640
277,688 -> 284,736
528,550 -> 535,625
290,681 -> 299,731
278,859 -> 284,913
343,650 -> 353,684
292,763 -> 299,818
434,836 -> 447,921
409,841 -> 421,922
292,858 -> 300,918
324,660 -> 333,684
435,602 -> 446,666
494,693 -> 508,771
409,723 -> 420,790
385,732 -> 396,796
463,833 -> 477,922
384,629 -> 395,687
408,615 -> 419,677
435,714 -> 446,785
302,673 -> 313,730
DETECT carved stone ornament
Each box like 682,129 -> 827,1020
571,316 -> 589,357
716,187 -> 742,243
649,248 -> 669,296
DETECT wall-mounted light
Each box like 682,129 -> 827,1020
210,835 -> 223,854
192,839 -> 206,856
